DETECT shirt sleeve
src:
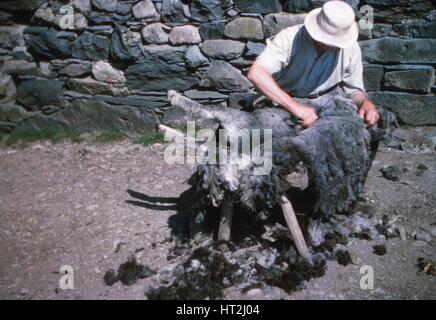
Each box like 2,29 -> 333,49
342,44 -> 366,96
256,27 -> 297,75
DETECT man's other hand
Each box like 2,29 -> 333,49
293,104 -> 318,127
358,99 -> 380,126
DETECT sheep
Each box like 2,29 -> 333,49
162,90 -> 397,256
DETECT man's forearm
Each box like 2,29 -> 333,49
247,62 -> 298,113
351,90 -> 380,125
351,90 -> 368,108
247,62 -> 318,127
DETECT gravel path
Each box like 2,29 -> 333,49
0,139 -> 434,300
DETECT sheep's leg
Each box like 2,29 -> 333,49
158,124 -> 199,147
218,192 -> 233,241
280,194 -> 311,259
158,124 -> 184,138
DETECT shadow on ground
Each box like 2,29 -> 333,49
126,184 -> 320,245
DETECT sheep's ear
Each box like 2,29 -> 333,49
167,90 -> 178,101
167,89 -> 195,110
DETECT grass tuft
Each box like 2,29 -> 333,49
93,129 -> 127,144
131,131 -> 165,145
1,127 -> 167,147
3,127 -> 82,146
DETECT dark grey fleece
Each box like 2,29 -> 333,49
169,91 -> 397,219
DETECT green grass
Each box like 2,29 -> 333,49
93,129 -> 127,143
173,124 -> 196,137
3,127 -> 82,146
131,131 -> 165,145
1,127 -> 167,147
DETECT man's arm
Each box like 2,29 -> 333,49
344,45 -> 380,126
247,61 -> 318,127
351,91 -> 380,126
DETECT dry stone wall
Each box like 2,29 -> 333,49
0,0 -> 435,133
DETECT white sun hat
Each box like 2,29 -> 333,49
304,0 -> 359,49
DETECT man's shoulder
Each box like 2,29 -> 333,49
272,24 -> 304,40
343,41 -> 362,56
266,24 -> 305,50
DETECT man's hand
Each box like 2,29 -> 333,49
352,91 -> 380,126
358,99 -> 380,126
292,104 -> 318,127
247,61 -> 319,127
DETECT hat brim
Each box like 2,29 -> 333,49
304,8 -> 359,49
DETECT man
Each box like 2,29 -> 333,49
247,0 -> 380,128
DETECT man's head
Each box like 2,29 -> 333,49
304,0 -> 358,49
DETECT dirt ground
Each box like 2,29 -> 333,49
0,131 -> 434,300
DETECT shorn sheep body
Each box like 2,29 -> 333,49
165,90 -> 396,244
